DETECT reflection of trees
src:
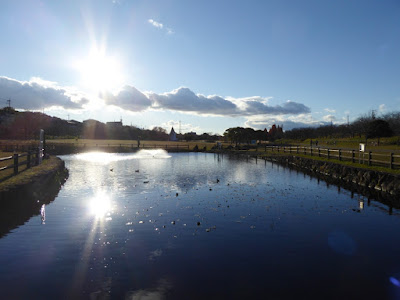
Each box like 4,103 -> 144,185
0,167 -> 68,238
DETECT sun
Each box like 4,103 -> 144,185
75,46 -> 124,92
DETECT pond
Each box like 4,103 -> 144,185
0,151 -> 400,299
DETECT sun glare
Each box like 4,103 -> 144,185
75,47 -> 124,92
89,190 -> 112,218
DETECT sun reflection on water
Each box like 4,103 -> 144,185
76,152 -> 123,164
89,190 -> 112,218
75,150 -> 171,164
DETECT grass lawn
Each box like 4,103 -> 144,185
279,136 -> 400,152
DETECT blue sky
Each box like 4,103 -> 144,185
0,0 -> 399,134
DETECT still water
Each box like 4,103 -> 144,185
1,151 -> 400,299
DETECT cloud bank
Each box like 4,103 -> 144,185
138,86 -> 309,117
0,76 -> 88,110
0,76 -> 312,131
148,87 -> 238,115
245,114 -> 328,131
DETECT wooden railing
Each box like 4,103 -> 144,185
264,145 -> 400,170
0,149 -> 42,176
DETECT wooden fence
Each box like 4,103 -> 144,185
0,148 -> 42,176
265,145 -> 400,170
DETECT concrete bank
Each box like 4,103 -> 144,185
262,155 -> 400,204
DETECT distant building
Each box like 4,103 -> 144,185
67,120 -> 80,127
169,127 -> 178,141
106,121 -> 123,128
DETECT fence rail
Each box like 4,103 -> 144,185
265,145 -> 400,170
0,149 -> 42,177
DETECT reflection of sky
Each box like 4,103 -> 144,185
65,152 -> 277,196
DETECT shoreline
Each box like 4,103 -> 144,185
0,156 -> 68,237
0,156 -> 68,197
213,150 -> 400,206
3,148 -> 398,210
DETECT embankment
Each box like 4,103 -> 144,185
0,156 -> 68,237
263,155 -> 400,205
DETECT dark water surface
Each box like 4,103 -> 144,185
1,151 -> 400,299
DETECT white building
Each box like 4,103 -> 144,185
169,127 -> 178,141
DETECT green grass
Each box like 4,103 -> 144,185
278,136 -> 400,152
257,151 -> 400,175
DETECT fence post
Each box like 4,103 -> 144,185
318,147 -> 320,157
352,150 -> 355,163
27,151 -> 31,169
339,149 -> 341,161
327,148 -> 330,159
35,148 -> 38,165
368,151 -> 371,166
13,154 -> 18,175
390,153 -> 394,169
296,146 -> 299,154
310,147 -> 313,156
283,146 -> 286,153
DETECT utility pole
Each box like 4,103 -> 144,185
179,121 -> 181,134
6,99 -> 11,107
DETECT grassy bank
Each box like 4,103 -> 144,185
278,136 -> 400,152
0,156 -> 65,192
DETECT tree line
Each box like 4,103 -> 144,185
0,108 -> 220,141
223,111 -> 399,145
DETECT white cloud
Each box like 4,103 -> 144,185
147,87 -> 310,117
0,76 -> 88,110
379,104 -> 386,112
148,19 -> 174,35
148,87 -> 238,115
0,76 -> 312,127
322,114 -> 336,122
100,85 -> 151,112
324,108 -> 336,113
148,19 -> 164,29
245,114 -> 327,131
241,99 -> 310,115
